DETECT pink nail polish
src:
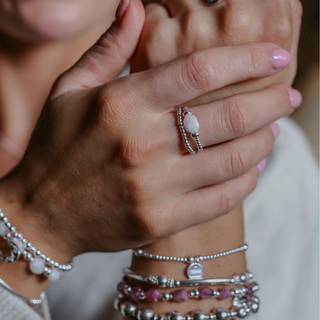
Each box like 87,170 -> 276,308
257,159 -> 267,174
116,0 -> 130,21
269,122 -> 280,139
288,89 -> 302,108
270,49 -> 292,69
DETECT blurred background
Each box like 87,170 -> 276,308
291,0 -> 319,162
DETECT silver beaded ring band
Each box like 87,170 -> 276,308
114,293 -> 260,320
133,244 -> 248,280
117,280 -> 259,303
124,268 -> 253,288
177,107 -> 203,154
0,209 -> 74,282
0,277 -> 46,305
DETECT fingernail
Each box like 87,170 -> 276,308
271,49 -> 291,69
116,0 -> 130,21
288,89 -> 302,108
257,159 -> 267,174
269,122 -> 280,139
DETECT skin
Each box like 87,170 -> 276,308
0,0 -> 301,310
125,0 -> 302,316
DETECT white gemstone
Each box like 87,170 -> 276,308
0,222 -> 8,236
183,114 -> 199,134
12,238 -> 25,253
48,268 -> 61,282
30,256 -> 45,275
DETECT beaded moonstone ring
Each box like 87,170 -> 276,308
177,107 -> 203,154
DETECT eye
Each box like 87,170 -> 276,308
205,0 -> 220,4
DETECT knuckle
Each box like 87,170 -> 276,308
228,145 -> 249,177
225,98 -> 251,136
182,52 -> 218,92
247,47 -> 263,74
218,188 -> 236,215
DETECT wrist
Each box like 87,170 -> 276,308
128,204 -> 247,315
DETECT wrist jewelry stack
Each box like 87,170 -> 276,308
0,208 -> 74,304
114,245 -> 260,319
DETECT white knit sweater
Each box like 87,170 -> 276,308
0,286 -> 50,320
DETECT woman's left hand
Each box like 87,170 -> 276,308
133,0 -> 302,105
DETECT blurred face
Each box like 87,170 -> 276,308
0,0 -> 119,42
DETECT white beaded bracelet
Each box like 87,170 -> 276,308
0,209 -> 74,281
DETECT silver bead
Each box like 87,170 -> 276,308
188,257 -> 195,263
31,247 -> 37,253
41,254 -> 46,260
216,308 -> 228,320
248,272 -> 254,279
36,250 -> 41,256
26,242 -> 32,248
174,280 -> 180,287
251,296 -> 260,304
162,293 -> 170,301
199,256 -> 204,261
54,262 -> 59,268
0,212 -> 4,218
137,308 -> 154,320
25,253 -> 33,261
139,291 -> 146,300
208,314 -> 216,320
120,301 -> 137,317
212,290 -> 219,297
9,226 -> 16,232
189,291 -> 195,298
168,278 -> 175,288
236,307 -> 247,319
240,273 -> 247,284
250,302 -> 259,314
2,217 -> 8,223
158,276 -> 167,287
194,289 -> 199,298
135,248 -> 144,256
193,310 -> 206,320
170,312 -> 184,320
123,286 -> 132,295
113,296 -> 122,311
186,316 -> 193,320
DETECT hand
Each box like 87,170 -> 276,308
133,0 -> 302,105
0,0 -> 294,264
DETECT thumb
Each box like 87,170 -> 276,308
52,0 -> 145,99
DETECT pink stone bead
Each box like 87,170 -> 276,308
146,288 -> 161,303
198,287 -> 213,299
172,289 -> 189,303
247,282 -> 258,297
117,281 -> 127,293
130,286 -> 143,301
218,287 -> 231,300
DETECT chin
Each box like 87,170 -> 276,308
0,0 -> 115,42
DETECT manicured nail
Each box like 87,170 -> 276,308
257,159 -> 267,174
271,49 -> 291,69
288,89 -> 302,108
269,122 -> 280,139
116,0 -> 130,21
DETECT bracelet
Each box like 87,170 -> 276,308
124,268 -> 253,288
0,277 -> 46,305
114,294 -> 260,319
117,280 -> 259,303
133,245 -> 248,279
0,209 -> 74,281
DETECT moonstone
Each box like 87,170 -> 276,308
172,289 -> 189,302
146,288 -> 161,302
130,286 -> 143,301
198,287 -> 213,299
183,113 -> 199,134
0,222 -> 8,236
218,287 -> 231,300
30,256 -> 45,275
48,268 -> 61,281
12,238 -> 25,254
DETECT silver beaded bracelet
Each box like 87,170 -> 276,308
124,268 -> 253,288
0,209 -> 74,282
118,280 -> 259,303
114,293 -> 260,320
0,277 -> 46,305
133,245 -> 248,280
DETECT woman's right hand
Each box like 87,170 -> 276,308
0,0 -> 297,263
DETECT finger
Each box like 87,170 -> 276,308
107,42 -> 292,111
169,167 -> 259,234
192,84 -> 296,148
174,125 -> 276,192
52,0 -> 145,99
